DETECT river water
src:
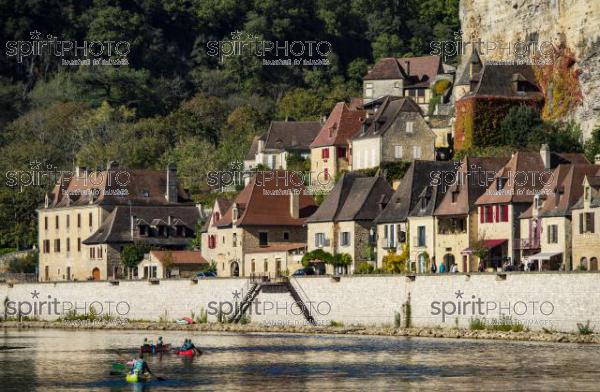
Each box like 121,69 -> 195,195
0,328 -> 598,391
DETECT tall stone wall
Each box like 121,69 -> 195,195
2,273 -> 600,332
459,0 -> 600,137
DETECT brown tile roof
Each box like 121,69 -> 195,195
468,64 -> 543,100
263,120 -> 322,152
353,96 -> 422,140
217,171 -> 318,227
47,167 -> 192,208
245,242 -> 306,254
475,152 -> 589,205
435,157 -> 510,216
310,103 -> 365,148
306,173 -> 393,223
521,164 -> 600,218
364,56 -> 443,87
150,250 -> 208,265
375,160 -> 457,224
83,205 -> 200,245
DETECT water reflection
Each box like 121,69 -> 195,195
0,329 -> 598,391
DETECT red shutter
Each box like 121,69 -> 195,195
503,205 -> 509,222
495,205 -> 499,222
479,206 -> 483,223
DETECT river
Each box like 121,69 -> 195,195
0,328 -> 598,391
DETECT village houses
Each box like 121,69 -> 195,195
570,167 -> 600,271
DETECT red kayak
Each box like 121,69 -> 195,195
176,349 -> 195,356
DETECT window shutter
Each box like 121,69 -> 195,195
495,205 -> 499,222
580,213 -> 584,234
479,206 -> 483,223
591,213 -> 596,234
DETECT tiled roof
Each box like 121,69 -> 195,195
353,96 -> 422,140
310,102 -> 365,148
374,160 -> 456,224
47,167 -> 192,208
540,166 -> 600,214
263,120 -> 321,152
307,173 -> 393,223
435,157 -> 509,216
476,152 -> 589,205
364,56 -> 443,87
150,250 -> 208,265
216,171 -> 318,227
83,205 -> 200,245
245,242 -> 306,254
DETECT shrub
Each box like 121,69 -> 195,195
329,320 -> 344,327
469,318 -> 486,330
394,311 -> 401,328
355,262 -> 375,274
486,315 -> 522,332
577,320 -> 594,335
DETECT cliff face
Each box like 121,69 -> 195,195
460,0 -> 600,138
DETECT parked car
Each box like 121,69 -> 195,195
196,271 -> 217,278
292,267 -> 315,276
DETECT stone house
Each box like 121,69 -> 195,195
309,102 -> 365,187
351,96 -> 436,170
202,171 -> 317,277
474,146 -> 588,269
244,120 -> 322,171
570,169 -> 600,270
519,163 -> 600,271
38,164 -> 199,282
433,157 -> 509,272
306,173 -> 393,273
137,250 -> 208,279
362,55 -> 446,111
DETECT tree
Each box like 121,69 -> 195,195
382,250 -> 407,274
302,249 -> 333,267
585,124 -> 600,162
120,243 -> 149,278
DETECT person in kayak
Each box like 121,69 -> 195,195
157,336 -> 164,349
131,354 -> 153,376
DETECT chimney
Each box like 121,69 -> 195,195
290,189 -> 300,219
44,193 -> 49,208
540,144 -> 551,170
595,154 -> 600,166
257,139 -> 265,154
130,215 -> 136,239
166,164 -> 178,203
405,60 -> 411,75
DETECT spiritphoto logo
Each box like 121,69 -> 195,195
206,30 -> 331,65
5,30 -> 130,65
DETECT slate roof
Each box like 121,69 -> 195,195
467,63 -> 543,100
374,160 -> 456,224
83,205 -> 200,245
150,250 -> 208,265
353,96 -> 422,140
476,152 -> 589,205
216,171 -> 317,227
262,120 -> 322,152
435,157 -> 510,216
364,56 -> 443,88
306,173 -> 393,223
47,167 -> 192,208
310,102 -> 365,148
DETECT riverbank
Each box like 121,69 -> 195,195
2,320 -> 600,344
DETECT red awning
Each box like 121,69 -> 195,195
483,239 -> 508,249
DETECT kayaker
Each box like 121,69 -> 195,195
131,354 -> 152,376
188,339 -> 202,355
157,336 -> 164,349
143,337 -> 150,348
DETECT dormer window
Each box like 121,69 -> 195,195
451,190 -> 458,203
497,177 -> 508,191
534,195 -> 542,209
139,225 -> 147,236
585,186 -> 591,201
142,190 -> 149,197
406,122 -> 414,133
420,197 -> 427,210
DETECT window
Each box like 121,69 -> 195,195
213,212 -> 220,223
583,212 -> 595,233
547,225 -> 558,244
139,225 -> 147,236
66,215 -> 70,228
251,260 -> 256,273
384,224 -> 396,247
55,216 -> 59,229
497,177 -> 508,191
417,226 -> 426,247
499,205 -> 509,222
585,186 -> 591,201
77,238 -> 81,252
315,233 -> 326,247
324,168 -> 329,180
232,233 -> 237,247
44,217 -> 48,230
283,232 -> 289,240
88,212 -> 93,227
89,247 -> 96,259
43,240 -> 50,253
322,148 -> 330,159
365,83 -> 373,98
413,146 -> 421,159
66,267 -> 71,281
77,214 -> 81,228
480,205 -> 494,223
54,239 -> 60,253
406,122 -> 414,133
259,232 -> 268,247
264,259 -> 268,272
208,235 -> 216,249
451,191 -> 458,203
340,232 -> 350,247
66,238 -> 70,252
337,147 -> 346,159
98,246 -> 103,259
394,145 -> 403,159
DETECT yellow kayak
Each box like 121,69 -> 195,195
126,372 -> 150,383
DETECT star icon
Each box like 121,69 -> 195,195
30,30 -> 41,40
232,289 -> 241,300
31,290 -> 40,299
454,290 -> 464,299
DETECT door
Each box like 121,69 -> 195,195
462,255 -> 468,272
231,261 -> 240,277
92,268 -> 100,280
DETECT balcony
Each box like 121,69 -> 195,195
382,239 -> 397,250
517,238 -> 540,250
